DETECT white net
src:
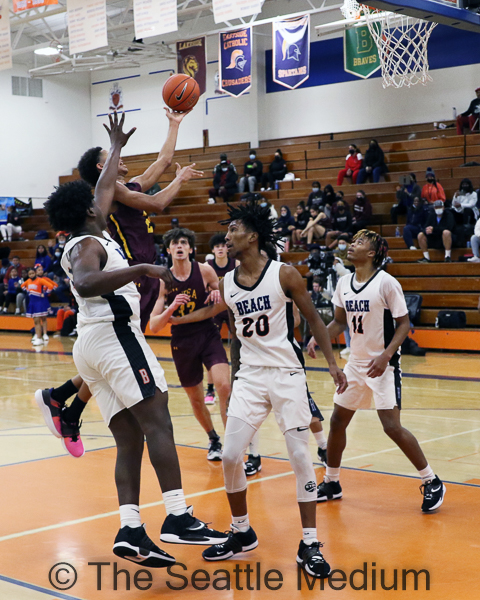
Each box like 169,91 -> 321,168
341,0 -> 362,20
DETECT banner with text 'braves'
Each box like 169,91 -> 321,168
344,25 -> 380,79
273,15 -> 310,90
176,37 -> 206,96
219,27 -> 252,97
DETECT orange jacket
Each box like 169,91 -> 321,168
421,182 -> 446,203
21,277 -> 58,297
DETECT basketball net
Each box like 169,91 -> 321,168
341,0 -> 438,88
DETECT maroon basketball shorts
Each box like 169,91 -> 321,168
136,275 -> 160,333
212,309 -> 231,332
171,323 -> 228,388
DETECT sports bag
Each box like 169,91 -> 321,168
435,310 -> 466,329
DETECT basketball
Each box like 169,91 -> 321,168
162,74 -> 200,112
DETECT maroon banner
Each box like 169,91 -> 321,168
176,36 -> 207,96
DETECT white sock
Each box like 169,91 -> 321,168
418,465 -> 435,484
303,528 -> 318,545
232,514 -> 250,533
325,466 -> 341,482
445,249 -> 451,258
423,251 -> 430,260
119,504 -> 141,529
163,489 -> 188,516
313,430 -> 327,450
249,430 -> 260,456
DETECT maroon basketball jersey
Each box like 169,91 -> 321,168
207,257 -> 236,280
108,181 -> 156,266
167,260 -> 213,337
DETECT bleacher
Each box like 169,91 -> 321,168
3,121 -> 480,348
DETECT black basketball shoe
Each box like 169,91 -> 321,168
296,540 -> 331,578
207,439 -> 223,461
244,454 -> 262,476
160,506 -> 229,545
202,526 -> 258,561
317,479 -> 343,502
420,476 -> 446,512
113,525 -> 175,568
317,447 -> 327,467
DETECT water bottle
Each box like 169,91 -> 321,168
395,227 -> 400,237
453,107 -> 457,119
274,181 -> 279,191
466,241 -> 471,249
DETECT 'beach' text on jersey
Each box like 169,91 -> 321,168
236,295 -> 271,316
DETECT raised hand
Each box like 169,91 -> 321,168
175,162 -> 204,182
103,111 -> 136,148
164,107 -> 192,124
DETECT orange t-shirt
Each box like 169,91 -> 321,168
21,277 -> 58,297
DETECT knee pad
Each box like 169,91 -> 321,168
223,417 -> 256,495
284,428 -> 317,503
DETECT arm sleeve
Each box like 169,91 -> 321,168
383,275 -> 408,318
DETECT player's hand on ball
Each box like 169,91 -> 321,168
104,111 -> 136,147
164,107 -> 192,123
306,336 -> 317,359
329,364 -> 348,394
205,289 -> 221,305
367,354 -> 389,378
176,162 -> 204,182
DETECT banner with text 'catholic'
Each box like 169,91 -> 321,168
13,0 -> 58,13
219,27 -> 252,97
344,25 -> 380,79
176,37 -> 206,96
273,15 -> 309,90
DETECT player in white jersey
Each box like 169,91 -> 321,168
44,112 -> 227,569
308,229 -> 446,513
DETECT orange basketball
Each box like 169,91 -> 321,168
162,74 -> 200,112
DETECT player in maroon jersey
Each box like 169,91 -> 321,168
36,109 -> 202,457
149,228 -> 231,461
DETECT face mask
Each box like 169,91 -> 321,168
337,206 -> 345,212
59,242 -> 65,247
281,212 -> 287,217
338,243 -> 347,251
249,155 -> 256,160
221,167 -> 228,172
275,155 -> 281,160
55,251 -> 61,257
427,179 -> 434,184
435,208 -> 443,216
454,206 -> 463,213
349,149 -> 355,155
356,197 -> 363,201
260,202 -> 267,208
312,187 -> 320,193
462,187 -> 469,192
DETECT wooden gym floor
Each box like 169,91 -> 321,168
0,331 -> 479,600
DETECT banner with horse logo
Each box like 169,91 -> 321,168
272,15 -> 310,90
219,27 -> 252,97
176,36 -> 207,96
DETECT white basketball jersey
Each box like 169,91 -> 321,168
333,269 -> 408,363
62,232 -> 141,328
224,260 -> 303,369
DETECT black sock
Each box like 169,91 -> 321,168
51,380 -> 79,405
207,383 -> 214,394
61,395 -> 87,423
207,429 -> 219,443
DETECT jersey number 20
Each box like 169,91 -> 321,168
242,315 -> 270,338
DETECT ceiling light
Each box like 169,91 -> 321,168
35,45 -> 62,56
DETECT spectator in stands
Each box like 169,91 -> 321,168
333,235 -> 353,269
238,150 -> 263,193
261,149 -> 287,191
337,144 -> 362,186
456,87 -> 480,135
301,206 -> 327,245
48,232 -> 67,257
291,202 -> 310,249
352,190 -> 373,234
417,200 -> 455,263
323,184 -> 336,209
325,200 -> 353,248
0,206 -> 23,242
259,198 -> 278,220
310,278 -> 334,324
391,173 -> 422,224
273,205 -> 295,243
468,216 -> 480,263
3,256 -> 25,290
403,196 -> 428,250
35,244 -> 53,274
451,197 -> 476,248
356,139 -> 388,184
2,267 -> 25,314
452,178 -> 479,219
421,169 -> 446,204
306,181 -> 323,209
208,153 -> 238,204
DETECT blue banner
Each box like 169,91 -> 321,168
273,15 -> 310,90
219,27 -> 252,97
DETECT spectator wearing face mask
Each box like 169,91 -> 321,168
208,153 -> 238,203
456,87 -> 480,135
451,197 -> 476,248
325,200 -> 353,248
417,200 -> 455,263
261,149 -> 287,191
356,139 -> 388,184
337,144 -> 363,186
333,235 -> 353,268
421,169 -> 446,204
48,232 -> 67,257
403,197 -> 428,249
452,178 -> 478,219
391,173 -> 422,224
307,181 -> 323,209
352,190 -> 373,234
273,205 -> 295,238
35,244 -> 53,274
238,150 -> 263,193
468,217 -> 480,263
323,184 -> 337,209
291,202 -> 310,250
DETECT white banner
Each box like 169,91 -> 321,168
0,2 -> 12,72
67,0 -> 108,55
133,0 -> 177,39
212,0 -> 262,24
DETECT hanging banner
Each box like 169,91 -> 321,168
344,25 -> 380,79
13,0 -> 58,12
272,15 -> 310,90
67,0 -> 108,55
212,0 -> 262,25
133,0 -> 177,40
0,2 -> 12,72
219,27 -> 252,97
176,37 -> 207,96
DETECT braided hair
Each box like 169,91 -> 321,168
352,229 -> 389,268
219,197 -> 282,252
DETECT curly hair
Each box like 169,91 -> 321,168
77,146 -> 103,186
220,197 -> 282,251
163,227 -> 196,249
209,233 -> 226,250
44,180 -> 94,233
352,229 -> 389,268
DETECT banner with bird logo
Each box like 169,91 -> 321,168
176,36 -> 207,96
273,15 -> 310,90
219,27 -> 252,97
